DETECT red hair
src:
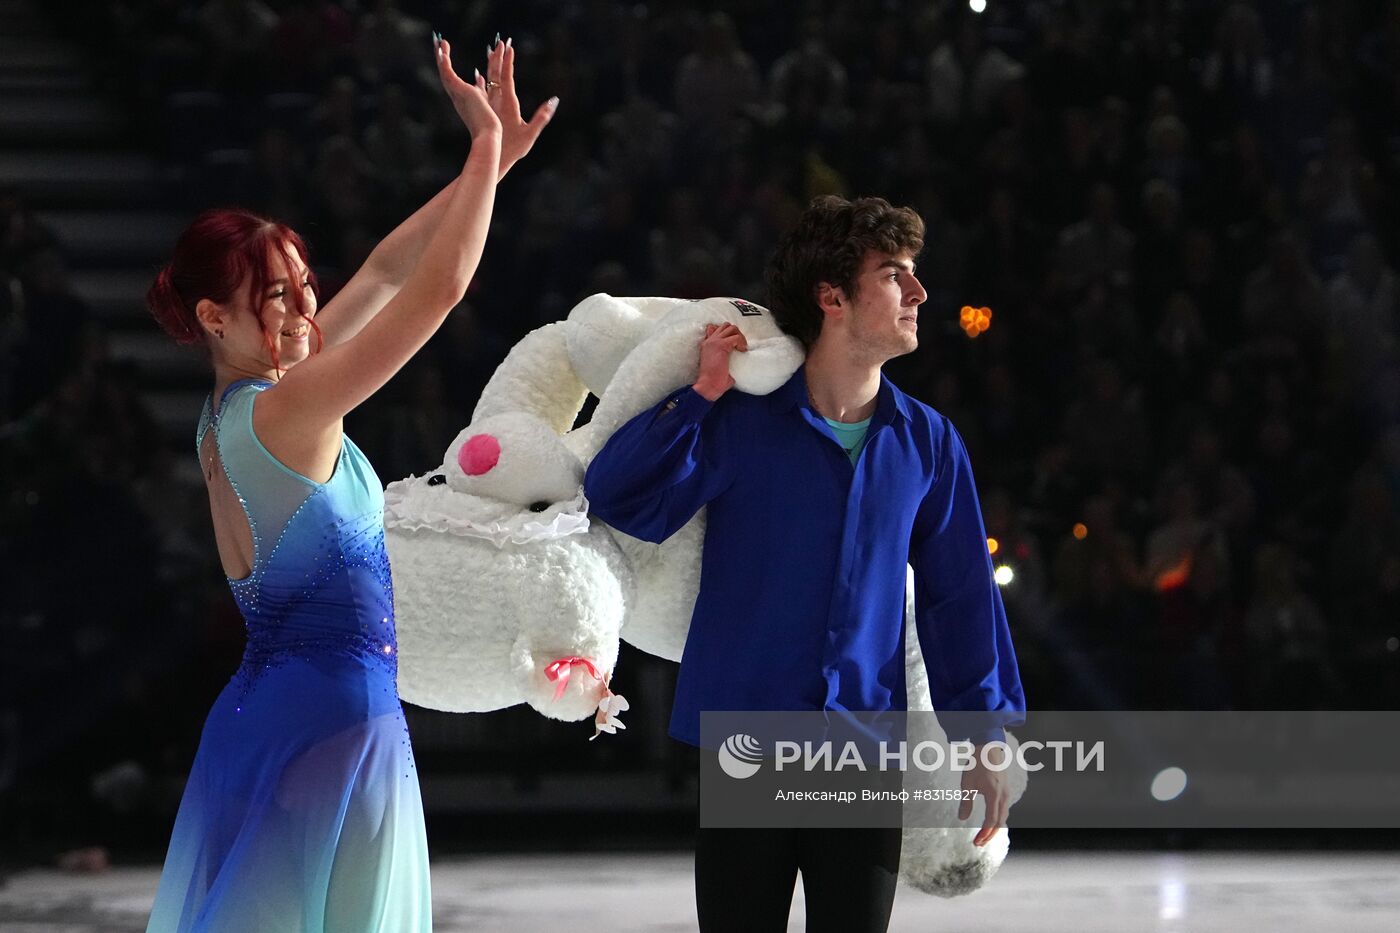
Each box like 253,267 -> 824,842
147,207 -> 323,373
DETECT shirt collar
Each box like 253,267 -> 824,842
769,365 -> 911,425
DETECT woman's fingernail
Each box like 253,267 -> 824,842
547,96 -> 560,110
494,31 -> 501,46
506,36 -> 512,48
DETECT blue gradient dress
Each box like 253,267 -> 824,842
147,379 -> 431,932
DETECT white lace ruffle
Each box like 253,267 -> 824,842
383,476 -> 591,548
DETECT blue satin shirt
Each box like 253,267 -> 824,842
584,366 -> 1026,746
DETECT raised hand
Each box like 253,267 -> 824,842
692,323 -> 748,402
483,36 -> 557,175
433,32 -> 501,141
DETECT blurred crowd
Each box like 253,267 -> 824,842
4,0 -> 1400,848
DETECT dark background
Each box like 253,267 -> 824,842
2,0 -> 1398,864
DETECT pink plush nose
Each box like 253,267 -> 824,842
458,433 -> 501,475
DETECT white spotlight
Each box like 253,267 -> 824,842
993,565 -> 1014,586
1151,766 -> 1188,802
970,0 -> 988,12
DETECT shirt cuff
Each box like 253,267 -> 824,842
940,711 -> 1023,747
966,726 -> 1008,747
652,386 -> 715,425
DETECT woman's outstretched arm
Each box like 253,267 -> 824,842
315,37 -> 556,346
255,36 -> 503,447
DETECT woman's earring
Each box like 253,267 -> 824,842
215,328 -> 224,339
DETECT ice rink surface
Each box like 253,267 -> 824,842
2,850 -> 1398,931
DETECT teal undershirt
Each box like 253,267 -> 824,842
824,416 -> 872,464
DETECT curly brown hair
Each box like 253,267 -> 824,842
763,195 -> 925,348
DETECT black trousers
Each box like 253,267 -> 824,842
694,826 -> 902,932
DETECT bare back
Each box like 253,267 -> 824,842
201,428 -> 255,580
201,383 -> 343,580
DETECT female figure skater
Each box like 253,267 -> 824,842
143,35 -> 555,932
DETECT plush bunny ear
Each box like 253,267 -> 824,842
579,297 -> 804,462
472,321 -> 588,435
474,294 -> 664,430
565,293 -> 687,396
899,565 -> 1027,897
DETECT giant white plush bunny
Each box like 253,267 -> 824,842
384,293 -> 1027,894
382,295 -> 799,724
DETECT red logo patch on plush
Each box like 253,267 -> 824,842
458,433 -> 501,475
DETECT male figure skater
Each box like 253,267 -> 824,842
584,195 -> 1026,932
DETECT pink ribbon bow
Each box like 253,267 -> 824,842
543,656 -> 604,702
